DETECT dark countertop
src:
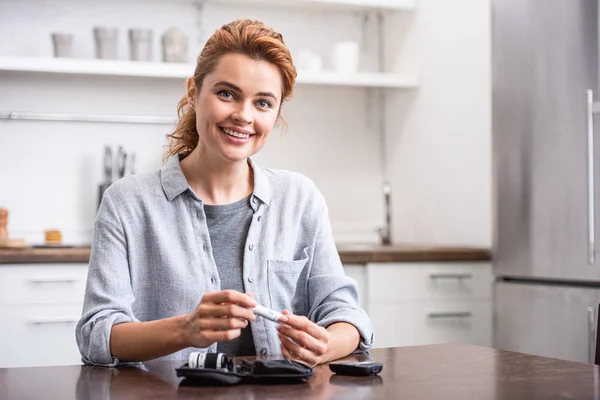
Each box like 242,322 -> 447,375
336,244 -> 491,263
0,344 -> 595,399
0,244 -> 491,265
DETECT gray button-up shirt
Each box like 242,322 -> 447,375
76,155 -> 374,367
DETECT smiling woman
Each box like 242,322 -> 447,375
76,19 -> 374,369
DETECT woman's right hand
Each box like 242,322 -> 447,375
182,290 -> 258,349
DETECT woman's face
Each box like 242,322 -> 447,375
190,52 -> 283,163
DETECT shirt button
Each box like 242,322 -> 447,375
211,277 -> 216,284
257,216 -> 262,222
252,197 -> 257,204
248,244 -> 254,251
248,276 -> 255,283
203,245 -> 208,252
260,348 -> 267,356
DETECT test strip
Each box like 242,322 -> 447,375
252,304 -> 284,323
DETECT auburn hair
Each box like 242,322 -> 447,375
165,19 -> 297,159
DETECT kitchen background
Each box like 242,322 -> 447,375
0,0 -> 493,368
0,0 -> 491,247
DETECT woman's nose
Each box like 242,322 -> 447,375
231,104 -> 252,124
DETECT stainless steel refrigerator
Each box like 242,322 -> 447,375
492,0 -> 600,363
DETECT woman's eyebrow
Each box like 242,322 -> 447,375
213,81 -> 278,101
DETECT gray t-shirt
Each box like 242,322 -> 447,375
204,195 -> 256,357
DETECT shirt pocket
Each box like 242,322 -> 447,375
266,247 -> 310,312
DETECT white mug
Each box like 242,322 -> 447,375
297,49 -> 322,73
331,41 -> 360,74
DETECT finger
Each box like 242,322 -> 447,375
280,312 -> 328,342
201,329 -> 242,342
277,324 -> 327,356
280,343 -> 306,366
204,290 -> 258,308
246,292 -> 254,299
278,333 -> 319,367
199,303 -> 256,322
280,343 -> 297,361
198,317 -> 249,330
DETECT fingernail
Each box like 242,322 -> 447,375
279,316 -> 288,323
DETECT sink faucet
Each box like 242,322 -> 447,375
379,182 -> 392,246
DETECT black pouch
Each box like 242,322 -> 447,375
176,353 -> 313,386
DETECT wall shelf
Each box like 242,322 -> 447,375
0,57 -> 418,89
209,0 -> 416,11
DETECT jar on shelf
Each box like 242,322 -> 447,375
161,27 -> 188,63
93,27 -> 118,60
51,33 -> 73,58
129,28 -> 153,62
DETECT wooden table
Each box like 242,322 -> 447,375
1,344 -> 598,399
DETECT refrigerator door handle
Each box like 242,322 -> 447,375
587,90 -> 596,265
588,306 -> 596,364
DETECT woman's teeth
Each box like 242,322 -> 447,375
221,127 -> 250,139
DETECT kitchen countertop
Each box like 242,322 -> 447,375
0,244 -> 491,265
0,344 -> 594,399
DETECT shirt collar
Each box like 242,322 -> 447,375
160,154 -> 272,206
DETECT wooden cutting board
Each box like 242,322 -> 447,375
0,239 -> 28,249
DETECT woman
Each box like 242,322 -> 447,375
76,19 -> 374,368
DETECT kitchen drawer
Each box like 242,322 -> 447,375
367,262 -> 492,302
0,264 -> 88,305
0,303 -> 83,368
369,300 -> 492,349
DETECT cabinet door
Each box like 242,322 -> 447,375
343,263 -> 367,310
0,304 -> 83,368
495,281 -> 600,363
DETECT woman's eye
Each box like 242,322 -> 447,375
257,99 -> 272,109
218,90 -> 234,100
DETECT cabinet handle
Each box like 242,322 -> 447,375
587,90 -> 596,265
588,306 -> 596,364
429,273 -> 473,280
29,317 -> 80,324
29,278 -> 80,283
427,312 -> 472,319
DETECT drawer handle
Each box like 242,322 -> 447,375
29,317 -> 80,324
429,273 -> 473,280
29,278 -> 80,284
427,312 -> 472,319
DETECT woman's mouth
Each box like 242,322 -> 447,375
219,126 -> 253,139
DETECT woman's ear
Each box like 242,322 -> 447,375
186,77 -> 196,110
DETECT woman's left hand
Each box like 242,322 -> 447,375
277,310 -> 329,367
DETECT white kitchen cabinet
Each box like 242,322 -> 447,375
360,262 -> 493,349
343,263 -> 368,310
0,264 -> 88,368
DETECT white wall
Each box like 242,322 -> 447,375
385,0 -> 492,247
0,0 -> 491,248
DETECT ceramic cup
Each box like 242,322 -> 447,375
51,33 -> 73,58
129,28 -> 153,61
296,49 -> 322,73
331,41 -> 360,74
162,27 -> 188,63
93,27 -> 118,59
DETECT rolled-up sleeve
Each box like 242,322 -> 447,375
76,189 -> 139,367
305,195 -> 374,351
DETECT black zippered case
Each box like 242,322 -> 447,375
176,357 -> 313,386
